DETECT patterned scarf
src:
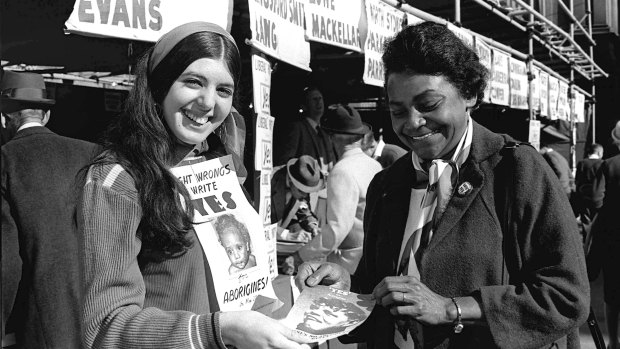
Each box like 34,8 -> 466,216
394,117 -> 473,348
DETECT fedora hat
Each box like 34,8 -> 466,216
286,155 -> 325,193
1,71 -> 55,113
321,104 -> 371,135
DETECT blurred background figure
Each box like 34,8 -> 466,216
540,144 -> 575,197
362,128 -> 407,169
1,70 -> 97,348
572,143 -> 605,245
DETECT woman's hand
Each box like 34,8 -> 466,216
373,276 -> 454,326
220,311 -> 312,349
294,261 -> 351,292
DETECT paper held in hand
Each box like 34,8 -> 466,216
280,285 -> 374,343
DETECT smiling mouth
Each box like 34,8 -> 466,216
410,129 -> 440,141
182,109 -> 209,125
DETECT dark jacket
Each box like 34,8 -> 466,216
592,154 -> 620,242
347,122 -> 589,348
573,157 -> 605,216
2,126 -> 98,348
273,118 -> 337,168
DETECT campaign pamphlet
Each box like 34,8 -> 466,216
170,155 -> 278,312
280,286 -> 374,343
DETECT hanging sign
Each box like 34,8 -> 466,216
531,66 -> 541,113
508,57 -> 528,110
170,155 -> 278,311
65,0 -> 232,41
252,54 -> 272,117
572,91 -> 585,123
548,75 -> 559,120
474,37 -> 492,103
406,13 -> 424,26
363,0 -> 405,87
528,119 -> 541,151
490,49 -> 510,106
539,70 -> 549,117
557,81 -> 569,121
248,0 -> 311,70
447,24 -> 474,49
304,0 -> 364,52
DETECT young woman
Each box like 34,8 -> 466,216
80,22 -> 309,349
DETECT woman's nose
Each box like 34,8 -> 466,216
196,87 -> 216,110
403,111 -> 426,130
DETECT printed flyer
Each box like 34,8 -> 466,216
170,155 -> 278,311
280,286 -> 374,343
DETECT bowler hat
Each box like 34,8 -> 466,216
286,155 -> 325,193
1,71 -> 55,113
321,104 -> 370,135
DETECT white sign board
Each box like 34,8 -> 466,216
548,75 -> 559,120
252,55 -> 272,116
531,66 -> 541,113
304,0 -> 364,52
508,57 -> 528,110
406,13 -> 424,26
474,37 -> 492,103
557,81 -> 569,121
170,155 -> 277,311
528,119 -> 541,151
490,49 -> 510,106
65,0 -> 232,41
539,70 -> 549,117
248,0 -> 311,70
573,91 -> 585,123
363,0 -> 404,87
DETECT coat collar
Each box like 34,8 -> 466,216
11,125 -> 51,141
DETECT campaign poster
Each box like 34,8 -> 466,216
474,37 -> 492,103
252,54 -> 272,117
490,49 -> 510,106
406,13 -> 424,26
363,0 -> 405,87
170,155 -> 277,311
528,119 -> 541,151
557,81 -> 569,121
539,70 -> 549,117
280,286 -> 374,343
548,75 -> 559,120
65,0 -> 232,41
508,57 -> 528,110
304,0 -> 365,52
447,23 -> 474,49
248,0 -> 311,70
264,223 -> 279,282
573,91 -> 585,123
531,66 -> 541,113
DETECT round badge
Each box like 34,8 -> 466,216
457,181 -> 473,196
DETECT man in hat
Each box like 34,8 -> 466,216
286,104 -> 382,275
1,70 -> 97,348
271,155 -> 325,243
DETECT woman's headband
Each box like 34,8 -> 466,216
148,21 -> 239,73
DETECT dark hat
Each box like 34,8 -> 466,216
321,104 -> 371,135
286,155 -> 325,193
1,71 -> 55,113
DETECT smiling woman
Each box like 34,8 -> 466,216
79,22 -> 310,349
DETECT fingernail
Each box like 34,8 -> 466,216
307,277 -> 317,286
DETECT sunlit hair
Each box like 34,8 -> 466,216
213,213 -> 251,252
90,31 -> 241,262
382,22 -> 488,108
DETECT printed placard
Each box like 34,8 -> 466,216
304,0 -> 364,52
280,286 -> 374,343
65,0 -> 232,41
259,170 -> 273,225
248,0 -> 311,70
573,91 -> 585,123
490,49 -> 510,106
474,37 -> 492,103
363,0 -> 405,87
252,54 -> 272,116
508,57 -> 528,110
539,70 -> 549,117
254,113 -> 275,171
557,81 -> 569,121
531,66 -> 541,113
528,119 -> 541,151
170,156 -> 277,311
264,223 -> 278,281
548,75 -> 559,120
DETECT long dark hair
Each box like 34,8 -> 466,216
382,22 -> 488,108
92,31 -> 241,261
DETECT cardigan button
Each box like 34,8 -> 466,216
457,181 -> 473,196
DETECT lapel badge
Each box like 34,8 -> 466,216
457,181 -> 473,197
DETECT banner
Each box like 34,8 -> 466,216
447,24 -> 474,49
304,0 -> 364,52
557,81 -> 569,121
548,75 -> 559,119
508,57 -> 528,110
490,49 -> 510,106
573,91 -> 585,123
248,0 -> 311,70
65,0 -> 232,41
363,0 -> 405,87
170,156 -> 277,311
539,70 -> 549,117
531,66 -> 541,113
474,37 -> 492,103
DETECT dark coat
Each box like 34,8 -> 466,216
270,166 -> 288,224
273,118 -> 337,168
2,126 -> 98,348
347,122 -> 589,349
573,157 -> 605,216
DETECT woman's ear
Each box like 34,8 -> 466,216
465,95 -> 477,110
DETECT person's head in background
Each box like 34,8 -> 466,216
585,143 -> 603,159
286,155 -> 325,200
94,22 -> 241,260
361,128 -> 378,157
302,86 -> 325,123
382,22 -> 487,161
321,104 -> 372,159
213,213 -> 255,273
0,70 -> 55,140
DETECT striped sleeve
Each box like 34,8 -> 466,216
81,163 -> 225,349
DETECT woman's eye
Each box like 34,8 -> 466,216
217,87 -> 234,98
417,101 -> 440,112
390,110 -> 406,118
185,78 -> 202,87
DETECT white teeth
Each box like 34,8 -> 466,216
182,110 -> 208,125
410,130 -> 439,140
